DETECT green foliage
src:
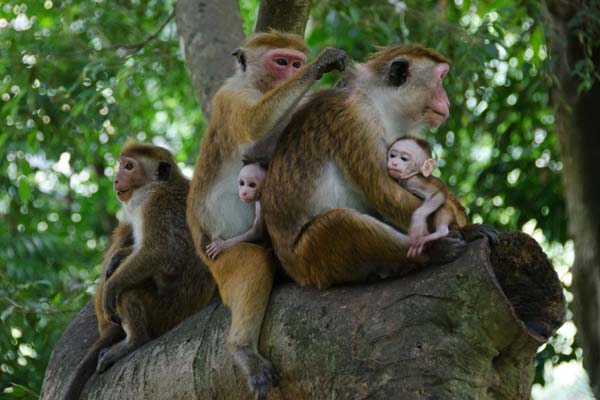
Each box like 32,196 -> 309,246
0,0 -> 594,397
0,0 -> 202,396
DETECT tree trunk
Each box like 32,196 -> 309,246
256,0 -> 312,36
543,1 -> 600,396
41,234 -> 564,399
175,0 -> 244,117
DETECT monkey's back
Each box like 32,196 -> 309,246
263,89 -> 371,263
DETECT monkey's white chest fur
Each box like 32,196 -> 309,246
204,161 -> 255,241
311,161 -> 369,215
122,187 -> 152,249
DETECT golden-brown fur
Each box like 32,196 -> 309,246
63,142 -> 215,400
262,45 -> 467,289
187,33 -> 346,399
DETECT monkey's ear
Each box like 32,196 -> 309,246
420,158 -> 436,177
157,161 -> 172,181
389,59 -> 409,86
232,48 -> 247,72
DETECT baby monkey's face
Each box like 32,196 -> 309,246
238,164 -> 266,203
387,140 -> 424,180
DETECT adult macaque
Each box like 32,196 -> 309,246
206,163 -> 267,259
63,140 -> 215,400
387,136 -> 467,258
262,44 -> 497,289
187,31 -> 346,399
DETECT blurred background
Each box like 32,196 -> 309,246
0,0 -> 596,398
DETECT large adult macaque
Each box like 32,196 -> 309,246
63,140 -> 215,400
262,44 -> 497,289
187,31 -> 346,399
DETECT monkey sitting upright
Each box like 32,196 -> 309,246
262,44 -> 498,290
62,139 -> 215,400
205,162 -> 267,260
187,31 -> 346,399
387,136 -> 467,258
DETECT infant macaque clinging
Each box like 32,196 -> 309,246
206,163 -> 267,259
387,136 -> 467,258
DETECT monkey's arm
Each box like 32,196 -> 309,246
105,246 -> 134,280
206,202 -> 265,259
234,48 -> 346,141
101,247 -> 168,324
410,190 -> 446,237
341,141 -> 422,229
102,224 -> 134,275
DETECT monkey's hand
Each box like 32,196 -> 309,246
460,224 -> 499,245
206,239 -> 227,260
105,251 -> 125,280
102,282 -> 122,326
422,230 -> 467,266
311,47 -> 347,80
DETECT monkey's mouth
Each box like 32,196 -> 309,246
116,189 -> 130,200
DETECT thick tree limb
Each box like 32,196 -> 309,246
256,0 -> 312,36
543,1 -> 600,396
175,0 -> 244,116
41,233 -> 564,399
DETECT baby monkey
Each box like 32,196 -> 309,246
387,136 -> 467,258
206,163 -> 267,259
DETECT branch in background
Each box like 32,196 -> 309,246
256,0 -> 312,36
176,0 -> 245,117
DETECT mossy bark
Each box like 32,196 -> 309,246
41,234 -> 564,399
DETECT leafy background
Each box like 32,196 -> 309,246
0,0 -> 590,398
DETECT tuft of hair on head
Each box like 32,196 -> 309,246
392,135 -> 433,159
367,44 -> 450,72
242,30 -> 309,53
121,137 -> 177,165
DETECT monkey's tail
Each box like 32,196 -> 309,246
62,324 -> 124,400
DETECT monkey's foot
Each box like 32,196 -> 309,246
423,231 -> 467,266
96,341 -> 130,373
232,345 -> 279,400
460,224 -> 499,245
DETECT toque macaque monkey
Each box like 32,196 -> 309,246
387,136 -> 467,258
206,163 -> 267,260
62,139 -> 215,400
187,31 -> 347,399
262,44 -> 497,289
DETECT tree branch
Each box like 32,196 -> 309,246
256,0 -> 312,36
41,235 -> 564,399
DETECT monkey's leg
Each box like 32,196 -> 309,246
209,243 -> 277,400
96,290 -> 151,373
288,208 -> 466,288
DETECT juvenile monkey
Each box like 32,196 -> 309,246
62,140 -> 215,400
387,136 -> 467,258
187,31 -> 346,399
262,44 -> 497,289
206,163 -> 267,259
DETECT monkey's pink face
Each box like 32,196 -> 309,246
263,48 -> 307,88
387,140 -> 423,179
424,63 -> 450,127
114,155 -> 144,202
238,164 -> 266,203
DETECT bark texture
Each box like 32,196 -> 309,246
41,234 -> 564,399
175,0 -> 244,117
543,1 -> 600,396
256,0 -> 312,36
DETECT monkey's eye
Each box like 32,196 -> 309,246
389,153 -> 396,158
249,182 -> 256,188
400,156 -> 409,162
275,58 -> 288,66
389,59 -> 409,86
124,162 -> 134,171
239,180 -> 245,186
292,61 -> 302,68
